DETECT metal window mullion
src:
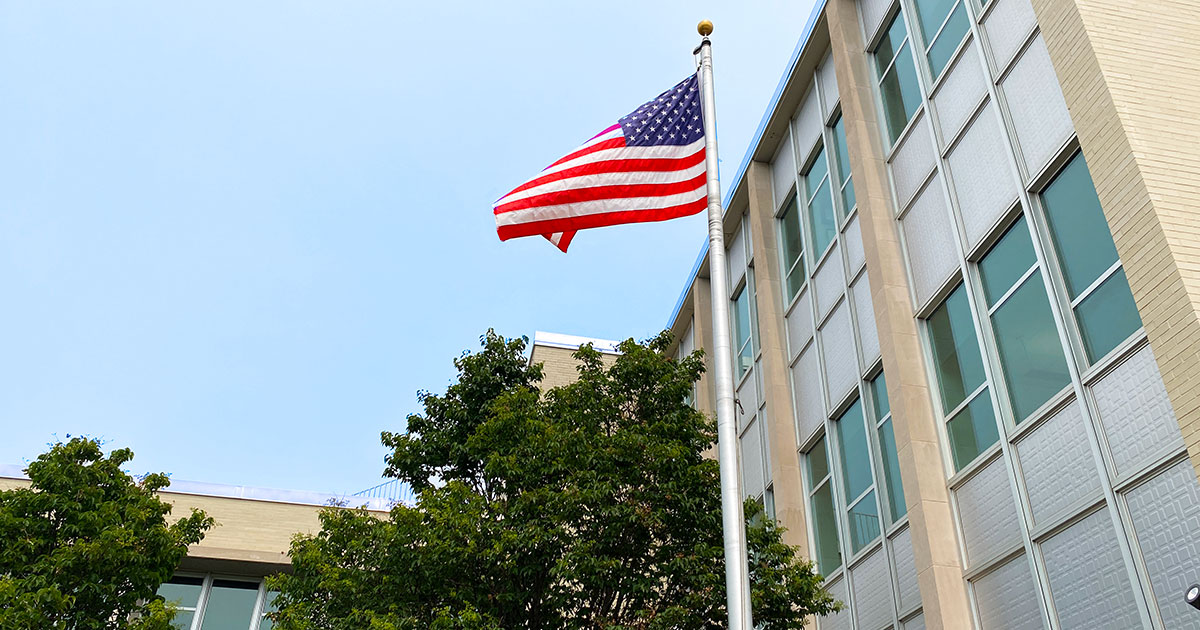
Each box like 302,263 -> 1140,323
984,262 -> 1040,316
921,0 -> 965,55
1067,259 -> 1123,309
190,574 -> 214,630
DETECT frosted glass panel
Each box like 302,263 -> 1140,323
982,0 -> 1038,73
900,174 -> 959,308
891,526 -> 921,614
853,274 -> 881,365
889,113 -> 937,209
727,223 -> 747,285
795,88 -> 824,165
1126,460 -> 1200,629
821,302 -> 859,404
772,130 -> 797,208
844,214 -> 866,274
1041,509 -> 1142,629
903,613 -> 925,630
956,458 -> 1021,567
1015,401 -> 1102,526
852,547 -> 895,630
1092,345 -> 1183,479
1002,36 -> 1075,179
793,345 -> 826,442
740,418 -> 765,498
815,243 -> 845,320
946,107 -> 1020,249
972,554 -> 1044,630
786,287 -> 814,359
819,54 -> 840,117
932,41 -> 987,143
822,578 -> 852,630
737,370 -> 758,433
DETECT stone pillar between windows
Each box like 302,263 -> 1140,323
691,275 -> 717,421
824,1 -> 972,628
1030,0 -> 1200,483
744,161 -> 812,556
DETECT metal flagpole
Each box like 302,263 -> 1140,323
695,19 -> 753,630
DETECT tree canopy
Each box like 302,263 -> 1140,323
0,437 -> 214,629
269,331 -> 839,629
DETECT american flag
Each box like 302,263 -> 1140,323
494,73 -> 708,252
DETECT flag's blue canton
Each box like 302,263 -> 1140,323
618,74 -> 703,147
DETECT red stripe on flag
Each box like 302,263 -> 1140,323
496,197 -> 708,242
543,137 -> 626,171
500,148 -> 705,200
495,172 -> 707,215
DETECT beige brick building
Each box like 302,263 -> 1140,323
660,0 -> 1200,628
0,470 -> 391,629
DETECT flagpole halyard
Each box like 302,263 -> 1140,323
696,21 -> 753,630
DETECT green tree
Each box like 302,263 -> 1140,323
270,331 -> 840,629
0,437 -> 214,629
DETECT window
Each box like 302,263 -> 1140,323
835,400 -> 881,554
803,147 -> 837,257
874,12 -> 923,144
779,193 -> 806,302
806,436 -> 842,574
157,574 -> 273,630
978,217 -> 1072,421
927,285 -> 999,470
1040,153 -> 1142,363
911,0 -> 969,78
732,270 -> 759,379
830,116 -> 856,219
869,373 -> 906,523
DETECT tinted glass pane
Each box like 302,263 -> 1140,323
848,490 -> 882,553
926,1 -> 968,78
913,0 -> 958,43
748,270 -> 760,357
1042,153 -> 1121,298
811,482 -> 843,574
1077,268 -> 1142,362
807,179 -> 837,256
808,436 -> 830,482
786,265 -> 806,302
991,276 -> 1071,421
875,13 -> 909,75
831,118 -> 854,218
946,390 -> 999,470
158,576 -> 203,608
841,178 -> 857,215
765,487 -> 776,521
836,400 -> 873,501
780,196 -> 804,284
881,44 -> 923,144
199,580 -> 259,630
869,372 -> 890,422
259,591 -> 279,630
878,419 -> 907,522
979,216 -> 1037,307
171,612 -> 195,630
928,285 -> 987,412
804,147 -> 829,196
734,290 -> 752,376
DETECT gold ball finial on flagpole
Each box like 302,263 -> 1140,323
698,20 -> 713,36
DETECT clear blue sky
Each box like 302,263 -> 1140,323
0,1 -> 818,494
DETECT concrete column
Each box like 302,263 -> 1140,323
824,1 -> 972,628
692,275 -> 717,420
744,161 -> 811,555
1030,0 -> 1200,481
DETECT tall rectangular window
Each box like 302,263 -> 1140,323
803,147 -> 837,257
779,193 -> 806,302
1040,153 -> 1142,363
874,13 -> 923,145
732,270 -> 759,379
978,217 -> 1072,421
831,116 -> 856,220
835,400 -> 881,554
911,0 -> 969,78
806,436 -> 843,574
869,373 -> 906,523
159,576 -> 203,629
928,285 -> 999,470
